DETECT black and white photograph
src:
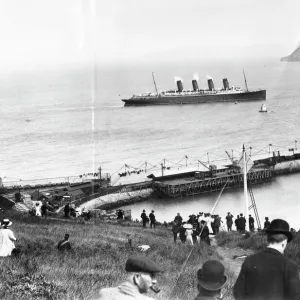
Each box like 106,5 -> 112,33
0,0 -> 300,299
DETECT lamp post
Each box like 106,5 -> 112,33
268,144 -> 272,156
295,140 -> 297,152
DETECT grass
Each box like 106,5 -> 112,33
0,211 -> 231,300
215,230 -> 300,268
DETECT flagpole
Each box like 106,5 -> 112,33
243,144 -> 249,232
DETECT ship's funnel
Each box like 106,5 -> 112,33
223,78 -> 230,90
208,79 -> 214,91
177,80 -> 183,92
192,80 -> 199,91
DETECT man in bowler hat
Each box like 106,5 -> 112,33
234,219 -> 300,300
98,256 -> 163,299
194,260 -> 227,300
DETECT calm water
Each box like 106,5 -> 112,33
1,58 -> 300,227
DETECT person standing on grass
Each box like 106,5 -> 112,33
234,219 -> 300,300
172,221 -> 180,243
41,202 -> 48,218
141,210 -> 148,228
179,222 -> 187,243
264,217 -> 271,229
235,215 -> 240,231
64,203 -> 70,218
214,215 -> 221,234
174,213 -> 183,226
199,220 -> 210,245
149,210 -> 156,229
185,226 -> 194,245
249,215 -> 255,232
194,260 -> 227,300
226,212 -> 234,232
57,233 -> 71,251
98,256 -> 163,300
0,219 -> 17,257
239,213 -> 246,233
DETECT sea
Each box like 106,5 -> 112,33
1,58 -> 300,228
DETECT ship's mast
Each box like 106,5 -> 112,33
152,72 -> 159,97
243,69 -> 249,91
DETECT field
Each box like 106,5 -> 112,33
0,211 -> 233,300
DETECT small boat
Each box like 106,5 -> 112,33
259,103 -> 267,112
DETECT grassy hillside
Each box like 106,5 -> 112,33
216,231 -> 300,268
0,212 -> 233,300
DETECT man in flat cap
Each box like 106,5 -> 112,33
194,260 -> 227,300
234,219 -> 300,300
98,256 -> 163,299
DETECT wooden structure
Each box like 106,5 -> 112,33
152,168 -> 272,197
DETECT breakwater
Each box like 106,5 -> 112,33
78,188 -> 153,211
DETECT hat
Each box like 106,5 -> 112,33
125,257 -> 163,274
240,213 -> 243,216
1,219 -> 12,227
143,210 -> 145,212
151,210 -> 154,212
197,260 -> 227,291
265,219 -> 293,242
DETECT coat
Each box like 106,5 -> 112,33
0,228 -> 16,257
98,281 -> 155,300
233,248 -> 300,300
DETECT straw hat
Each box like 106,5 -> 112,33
1,219 -> 12,227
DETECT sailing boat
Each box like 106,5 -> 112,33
259,103 -> 267,113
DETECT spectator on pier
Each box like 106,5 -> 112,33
234,219 -> 300,300
195,260 -> 227,300
226,212 -> 234,232
141,210 -> 148,228
64,203 -> 70,218
57,233 -> 71,251
174,213 -> 183,226
0,219 -> 17,257
264,217 -> 271,230
249,214 -> 255,232
235,215 -> 240,231
149,210 -> 156,229
99,256 -> 163,300
200,220 -> 210,245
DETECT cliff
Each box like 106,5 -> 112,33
281,46 -> 300,61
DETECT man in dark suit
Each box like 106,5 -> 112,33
234,219 -> 300,300
140,210 -> 148,228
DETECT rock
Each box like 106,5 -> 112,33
281,46 -> 300,61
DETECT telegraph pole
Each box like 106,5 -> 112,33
243,145 -> 249,232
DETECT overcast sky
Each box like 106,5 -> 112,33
1,0 -> 300,69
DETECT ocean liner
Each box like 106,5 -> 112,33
122,73 -> 266,106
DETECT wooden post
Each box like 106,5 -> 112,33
243,145 -> 249,232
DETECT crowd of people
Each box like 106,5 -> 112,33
99,218 -> 300,299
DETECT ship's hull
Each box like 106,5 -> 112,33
122,90 -> 266,106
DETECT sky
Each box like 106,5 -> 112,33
0,0 -> 300,70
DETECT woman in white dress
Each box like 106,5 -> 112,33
0,219 -> 17,257
185,227 -> 194,245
